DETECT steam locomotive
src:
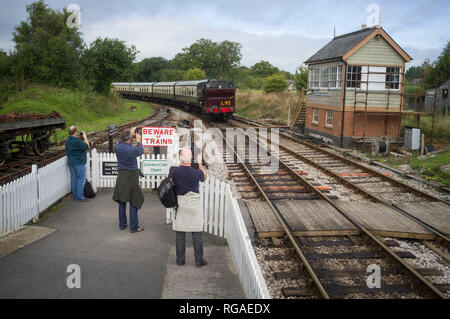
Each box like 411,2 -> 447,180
112,79 -> 235,120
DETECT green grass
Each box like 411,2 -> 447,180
0,84 -> 153,141
368,153 -> 412,168
410,150 -> 450,186
235,89 -> 298,124
401,115 -> 450,148
369,150 -> 450,186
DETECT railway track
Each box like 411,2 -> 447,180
233,115 -> 449,200
106,103 -> 449,298
203,118 -> 448,299
230,118 -> 450,248
0,106 -> 170,185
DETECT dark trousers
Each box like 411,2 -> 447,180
118,201 -> 138,232
175,231 -> 203,265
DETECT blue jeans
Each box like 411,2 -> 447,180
118,201 -> 139,232
69,164 -> 86,201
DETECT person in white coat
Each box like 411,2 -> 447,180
172,148 -> 208,267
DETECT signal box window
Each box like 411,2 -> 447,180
386,67 -> 400,90
312,108 -> 319,124
326,110 -> 333,127
346,66 -> 362,88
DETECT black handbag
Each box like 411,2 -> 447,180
84,179 -> 96,198
157,167 -> 178,208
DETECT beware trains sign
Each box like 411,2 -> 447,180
141,127 -> 176,146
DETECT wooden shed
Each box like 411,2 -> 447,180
301,26 -> 412,148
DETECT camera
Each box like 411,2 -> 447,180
134,127 -> 142,135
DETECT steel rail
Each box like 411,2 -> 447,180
268,134 -> 450,248
229,123 -> 447,299
281,132 -> 448,204
230,118 -> 450,246
233,115 -> 449,202
207,121 -> 330,299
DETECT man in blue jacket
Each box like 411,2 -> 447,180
65,125 -> 89,202
113,127 -> 145,233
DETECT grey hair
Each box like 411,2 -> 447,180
180,148 -> 192,164
120,129 -> 131,142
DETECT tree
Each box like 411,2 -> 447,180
405,66 -> 422,82
0,50 -> 15,102
434,41 -> 449,86
173,39 -> 242,79
421,58 -> 436,87
216,40 -> 242,80
183,67 -> 206,80
263,73 -> 288,93
280,70 -> 294,81
155,69 -> 185,81
251,61 -> 279,78
0,51 -> 12,79
83,38 -> 137,94
232,66 -> 264,89
294,66 -> 308,91
12,0 -> 84,87
134,57 -> 171,81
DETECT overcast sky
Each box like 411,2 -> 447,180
0,0 -> 448,73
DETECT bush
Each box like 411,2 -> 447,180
0,80 -> 15,103
183,67 -> 206,80
262,73 -> 288,93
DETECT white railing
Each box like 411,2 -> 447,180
1,149 -> 270,299
0,156 -> 71,236
89,149 -> 168,190
166,176 -> 270,299
223,182 -> 271,299
38,156 -> 71,212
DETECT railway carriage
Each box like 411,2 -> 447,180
174,80 -> 204,110
112,79 -> 235,120
153,82 -> 176,103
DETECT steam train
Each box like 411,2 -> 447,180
112,79 -> 235,120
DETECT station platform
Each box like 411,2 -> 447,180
0,190 -> 244,299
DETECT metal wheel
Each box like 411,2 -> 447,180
32,134 -> 49,156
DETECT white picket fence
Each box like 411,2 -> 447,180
223,182 -> 270,299
0,149 -> 270,299
165,177 -> 270,299
0,156 -> 71,236
89,149 -> 169,190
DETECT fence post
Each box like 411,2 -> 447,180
203,178 -> 209,232
31,164 -> 39,223
91,149 -> 98,193
86,151 -> 91,183
166,208 -> 172,225
0,183 -> 3,234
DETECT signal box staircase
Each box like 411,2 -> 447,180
289,88 -> 307,130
